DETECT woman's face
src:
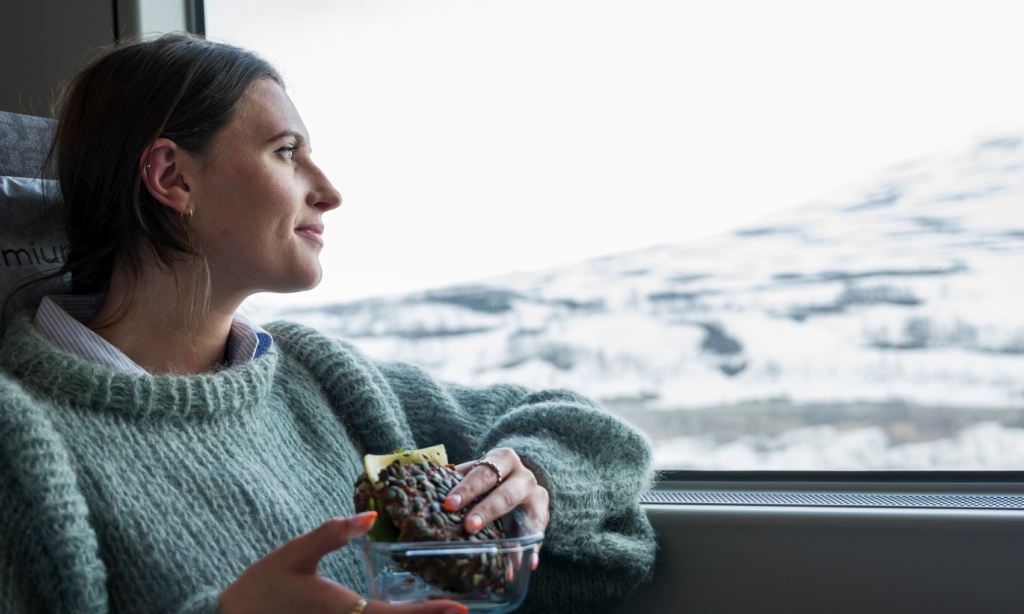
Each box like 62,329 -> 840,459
187,78 -> 342,299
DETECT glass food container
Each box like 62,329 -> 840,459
351,507 -> 544,613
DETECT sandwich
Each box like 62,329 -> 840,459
353,445 -> 510,593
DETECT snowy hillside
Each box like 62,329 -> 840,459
279,134 -> 1024,469
285,134 -> 1024,410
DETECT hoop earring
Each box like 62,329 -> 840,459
181,207 -> 193,224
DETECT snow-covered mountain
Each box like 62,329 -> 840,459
284,134 -> 1024,415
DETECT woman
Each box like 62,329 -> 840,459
0,34 -> 656,614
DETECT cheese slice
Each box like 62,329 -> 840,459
363,444 -> 449,485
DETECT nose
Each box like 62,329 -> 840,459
307,162 -> 342,212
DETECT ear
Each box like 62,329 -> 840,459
140,138 -> 200,217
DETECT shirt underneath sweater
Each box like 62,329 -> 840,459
0,312 -> 656,614
34,295 -> 272,374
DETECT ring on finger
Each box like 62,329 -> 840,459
471,458 -> 503,486
349,598 -> 368,614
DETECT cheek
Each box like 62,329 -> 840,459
196,163 -> 304,263
211,183 -> 287,244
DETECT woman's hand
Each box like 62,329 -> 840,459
445,448 -> 550,570
219,512 -> 468,614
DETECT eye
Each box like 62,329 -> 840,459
275,145 -> 299,159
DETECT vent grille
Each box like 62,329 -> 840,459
640,491 -> 1024,510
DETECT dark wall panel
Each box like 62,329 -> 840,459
605,504 -> 1024,614
0,0 -> 115,117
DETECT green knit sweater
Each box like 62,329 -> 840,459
0,312 -> 656,614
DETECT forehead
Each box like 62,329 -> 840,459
226,78 -> 307,144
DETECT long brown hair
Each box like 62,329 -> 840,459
42,33 -> 283,323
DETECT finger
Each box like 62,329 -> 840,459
444,463 -> 501,513
516,485 -> 550,531
461,476 -> 529,534
365,599 -> 468,614
446,453 -> 514,513
282,512 -> 377,573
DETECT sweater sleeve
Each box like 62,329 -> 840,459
0,503 -> 44,614
0,373 -> 228,614
378,362 -> 658,614
0,375 -> 108,614
266,321 -> 657,614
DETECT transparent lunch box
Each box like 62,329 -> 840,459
351,507 -> 544,613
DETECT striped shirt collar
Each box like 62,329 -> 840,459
34,294 -> 273,376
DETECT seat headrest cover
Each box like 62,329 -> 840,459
0,177 -> 70,336
0,110 -> 57,179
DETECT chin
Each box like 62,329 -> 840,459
294,263 -> 324,291
268,263 -> 323,294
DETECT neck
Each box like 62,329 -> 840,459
89,261 -> 245,375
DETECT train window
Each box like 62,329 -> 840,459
211,1 -> 1024,471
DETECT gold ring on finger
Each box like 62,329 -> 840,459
350,598 -> 368,614
471,458 -> 503,485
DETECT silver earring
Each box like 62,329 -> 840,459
146,165 -> 151,168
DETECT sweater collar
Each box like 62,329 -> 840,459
0,312 -> 276,421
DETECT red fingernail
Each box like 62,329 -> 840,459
356,511 -> 377,527
442,606 -> 468,614
466,514 -> 483,533
531,551 -> 539,570
444,494 -> 462,512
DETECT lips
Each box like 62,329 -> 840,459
295,222 -> 325,247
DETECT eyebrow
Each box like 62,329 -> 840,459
267,129 -> 310,150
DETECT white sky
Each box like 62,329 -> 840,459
204,0 -> 1024,310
